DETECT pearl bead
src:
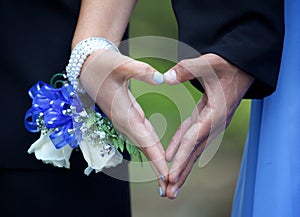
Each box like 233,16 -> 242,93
65,37 -> 120,93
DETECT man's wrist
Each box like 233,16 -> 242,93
203,53 -> 254,85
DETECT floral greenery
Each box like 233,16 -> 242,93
90,109 -> 143,162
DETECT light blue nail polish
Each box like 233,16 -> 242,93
160,174 -> 165,182
153,71 -> 164,84
158,186 -> 163,197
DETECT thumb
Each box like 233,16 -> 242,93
163,56 -> 212,85
119,59 -> 165,85
82,50 -> 164,86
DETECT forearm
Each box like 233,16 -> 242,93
72,0 -> 136,49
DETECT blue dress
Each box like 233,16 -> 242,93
231,0 -> 300,216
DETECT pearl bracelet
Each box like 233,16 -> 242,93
66,37 -> 120,93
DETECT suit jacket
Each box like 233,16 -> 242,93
172,0 -> 284,99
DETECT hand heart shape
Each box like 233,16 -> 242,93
80,49 -> 254,199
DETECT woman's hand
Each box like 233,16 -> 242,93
80,50 -> 168,195
163,53 -> 254,199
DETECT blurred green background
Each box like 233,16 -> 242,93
127,1 -> 251,217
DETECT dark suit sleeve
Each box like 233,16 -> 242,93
172,0 -> 284,99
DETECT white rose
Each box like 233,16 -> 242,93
79,137 -> 123,176
27,132 -> 73,168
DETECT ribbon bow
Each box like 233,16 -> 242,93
25,81 -> 84,149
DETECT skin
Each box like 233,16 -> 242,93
73,0 -> 169,195
72,0 -> 254,199
164,54 -> 254,199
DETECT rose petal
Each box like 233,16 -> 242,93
79,138 -> 123,175
28,132 -> 73,168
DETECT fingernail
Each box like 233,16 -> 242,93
153,71 -> 164,84
164,69 -> 177,82
160,174 -> 165,182
158,186 -> 163,197
174,190 -> 179,198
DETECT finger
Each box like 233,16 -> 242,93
163,56 -> 212,85
81,49 -> 164,87
126,91 -> 169,196
165,118 -> 192,162
133,123 -> 169,197
168,122 -> 202,184
166,94 -> 208,162
166,138 -> 207,199
134,127 -> 168,196
167,95 -> 211,183
93,78 -> 168,196
119,59 -> 164,85
141,137 -> 169,197
81,51 -> 168,195
119,90 -> 169,196
168,114 -> 212,184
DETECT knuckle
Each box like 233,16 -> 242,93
178,60 -> 187,69
169,172 -> 179,183
177,60 -> 195,80
204,53 -> 230,73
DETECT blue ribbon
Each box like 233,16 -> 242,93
25,81 -> 83,149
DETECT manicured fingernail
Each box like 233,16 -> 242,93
160,174 -> 165,182
164,69 -> 177,82
158,186 -> 163,197
174,190 -> 179,198
153,71 -> 164,84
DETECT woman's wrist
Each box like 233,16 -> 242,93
66,37 -> 120,93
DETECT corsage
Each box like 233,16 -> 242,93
24,37 -> 142,175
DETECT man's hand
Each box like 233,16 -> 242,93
163,53 -> 254,199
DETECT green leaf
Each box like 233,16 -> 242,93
137,151 -> 144,166
86,116 -> 94,128
118,140 -> 124,152
126,142 -> 133,154
112,138 -> 119,149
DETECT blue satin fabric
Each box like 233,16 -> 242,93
24,81 -> 83,149
232,0 -> 300,216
